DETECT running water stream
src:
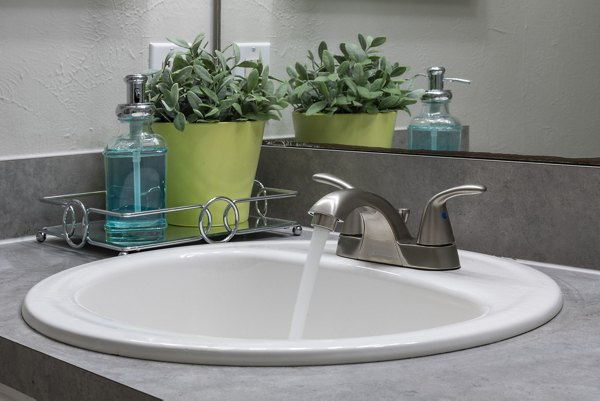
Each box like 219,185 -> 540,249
288,226 -> 331,340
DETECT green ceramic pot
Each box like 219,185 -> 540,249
292,111 -> 397,148
153,121 -> 265,227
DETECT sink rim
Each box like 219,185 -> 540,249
22,240 -> 563,366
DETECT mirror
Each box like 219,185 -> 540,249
223,0 -> 600,164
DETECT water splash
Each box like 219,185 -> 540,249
288,226 -> 331,340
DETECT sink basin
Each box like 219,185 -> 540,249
22,239 -> 562,366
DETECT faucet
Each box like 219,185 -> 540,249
309,173 -> 486,270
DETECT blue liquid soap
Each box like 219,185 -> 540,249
408,101 -> 462,151
104,75 -> 167,244
408,125 -> 461,151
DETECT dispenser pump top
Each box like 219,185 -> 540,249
419,66 -> 470,102
116,74 -> 155,119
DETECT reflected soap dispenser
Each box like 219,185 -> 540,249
103,74 -> 167,244
408,67 -> 470,151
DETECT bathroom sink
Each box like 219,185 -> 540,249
22,239 -> 562,366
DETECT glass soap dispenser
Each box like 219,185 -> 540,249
408,66 -> 470,151
103,74 -> 167,244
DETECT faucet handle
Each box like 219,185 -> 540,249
417,185 -> 486,246
312,173 -> 354,189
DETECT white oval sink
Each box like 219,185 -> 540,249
22,240 -> 562,366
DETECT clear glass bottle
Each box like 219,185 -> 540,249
104,74 -> 167,244
408,67 -> 469,152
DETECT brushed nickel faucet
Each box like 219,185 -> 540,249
309,173 -> 486,270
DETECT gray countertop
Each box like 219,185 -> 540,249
1,234 -> 599,401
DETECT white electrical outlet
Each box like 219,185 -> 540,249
234,42 -> 270,77
148,42 -> 186,70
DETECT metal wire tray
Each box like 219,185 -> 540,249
37,181 -> 302,255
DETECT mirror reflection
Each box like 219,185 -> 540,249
223,0 -> 600,162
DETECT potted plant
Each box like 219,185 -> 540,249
146,33 -> 287,228
286,34 -> 417,148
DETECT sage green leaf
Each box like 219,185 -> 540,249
339,43 -> 349,58
352,65 -> 367,85
168,37 -> 190,49
157,82 -> 171,95
190,39 -> 202,56
322,50 -> 335,73
291,82 -> 310,98
161,69 -> 174,86
357,86 -> 383,100
172,54 -> 189,71
407,89 -> 426,98
186,91 -> 202,110
286,66 -> 298,79
233,44 -> 241,65
343,77 -> 358,95
334,96 -> 351,106
379,95 -> 400,110
370,78 -> 384,92
169,83 -> 180,104
232,103 -> 243,116
371,36 -> 386,47
275,83 -> 290,98
238,60 -> 259,69
217,76 -> 234,93
316,81 -> 330,98
337,61 -> 350,76
263,79 -> 274,93
161,99 -> 175,112
295,63 -> 308,80
205,107 -> 220,118
173,65 -> 193,82
305,100 -> 328,116
358,33 -> 367,51
201,87 -> 219,104
191,33 -> 205,48
333,55 -> 346,64
391,66 -> 408,77
383,87 -> 403,96
318,41 -> 328,61
261,65 -> 270,87
345,43 -> 367,62
215,50 -> 228,69
246,69 -> 259,91
174,112 -> 187,131
366,104 -> 379,114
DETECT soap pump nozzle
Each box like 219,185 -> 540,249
116,74 -> 155,120
415,66 -> 470,101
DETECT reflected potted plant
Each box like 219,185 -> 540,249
146,33 -> 287,228
286,34 -> 417,148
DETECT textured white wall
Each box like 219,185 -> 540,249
223,0 -> 600,158
0,0 -> 211,159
